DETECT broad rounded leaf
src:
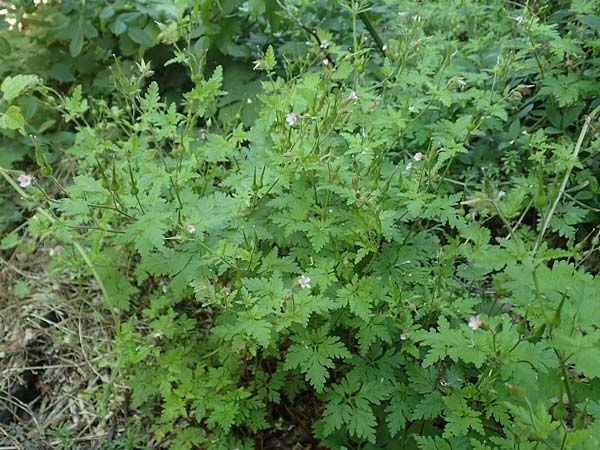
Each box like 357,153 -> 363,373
0,105 -> 26,130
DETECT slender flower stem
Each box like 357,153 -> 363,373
554,349 -> 577,416
533,105 -> 600,256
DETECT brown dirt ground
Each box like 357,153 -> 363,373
0,242 -> 123,449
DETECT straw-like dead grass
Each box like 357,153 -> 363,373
0,241 -> 126,449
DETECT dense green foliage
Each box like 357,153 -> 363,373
2,1 -> 600,449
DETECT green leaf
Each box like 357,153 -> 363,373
0,232 -> 21,249
0,106 -> 25,130
579,15 -> 600,30
413,317 -> 488,368
336,275 -> 375,322
414,436 -> 453,450
48,63 -> 75,82
443,396 -> 484,437
128,26 -> 154,46
284,327 -> 350,392
120,210 -> 170,256
0,36 -> 11,56
321,373 -> 389,443
110,19 -> 127,35
1,75 -> 40,102
264,45 -> 276,71
386,386 -> 412,436
63,85 -> 89,122
14,281 -> 30,298
69,27 -> 84,57
99,6 -> 115,19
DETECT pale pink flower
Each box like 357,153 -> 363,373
297,275 -> 311,289
17,174 -> 33,187
413,152 -> 423,161
468,315 -> 483,330
186,224 -> 196,234
320,40 -> 329,49
286,113 -> 299,126
322,58 -> 330,66
348,91 -> 358,100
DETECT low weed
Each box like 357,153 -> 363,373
2,1 -> 600,449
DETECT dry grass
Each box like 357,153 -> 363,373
0,241 -> 126,449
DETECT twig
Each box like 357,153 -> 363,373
275,0 -> 321,46
280,400 -> 314,442
0,394 -> 44,437
2,362 -> 91,373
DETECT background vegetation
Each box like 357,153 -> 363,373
1,0 -> 600,449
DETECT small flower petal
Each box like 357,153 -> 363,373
186,224 -> 196,234
413,152 -> 423,161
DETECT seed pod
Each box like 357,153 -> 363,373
546,312 -> 561,327
534,182 -> 546,209
506,383 -> 527,399
370,177 -> 379,191
110,163 -> 120,192
516,319 -> 527,335
548,181 -> 558,202
258,164 -> 266,189
483,177 -> 495,197
553,400 -> 567,421
251,168 -> 259,192
380,173 -> 394,193
35,144 -> 52,176
532,323 -> 546,340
